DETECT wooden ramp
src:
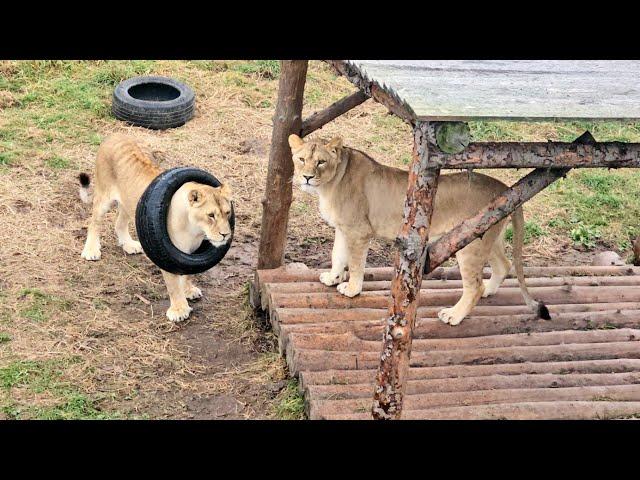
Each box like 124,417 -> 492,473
251,263 -> 640,420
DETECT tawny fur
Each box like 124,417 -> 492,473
289,134 -> 547,326
79,134 -> 233,322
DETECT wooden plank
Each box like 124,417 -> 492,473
322,402 -> 640,420
344,60 -> 640,121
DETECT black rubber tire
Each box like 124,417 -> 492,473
112,76 -> 195,130
135,167 -> 234,275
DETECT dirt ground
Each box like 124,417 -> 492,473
1,60 -> 639,419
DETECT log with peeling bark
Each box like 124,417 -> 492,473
372,122 -> 439,419
327,60 -> 415,125
299,90 -> 368,137
257,60 -> 308,270
428,141 -> 640,169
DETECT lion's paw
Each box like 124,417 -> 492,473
81,246 -> 101,261
320,271 -> 346,287
185,286 -> 203,300
166,304 -> 192,323
337,282 -> 361,298
122,240 -> 143,255
438,307 -> 465,326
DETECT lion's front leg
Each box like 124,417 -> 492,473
320,228 -> 349,287
161,270 -> 192,322
337,236 -> 369,298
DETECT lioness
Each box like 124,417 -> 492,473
289,134 -> 549,326
79,134 -> 233,322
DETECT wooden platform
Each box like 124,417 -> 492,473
251,263 -> 640,420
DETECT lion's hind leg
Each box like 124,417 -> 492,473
81,192 -> 114,261
115,205 -> 143,255
483,235 -> 512,298
438,240 -> 488,326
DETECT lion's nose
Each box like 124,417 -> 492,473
303,175 -> 315,183
220,232 -> 229,239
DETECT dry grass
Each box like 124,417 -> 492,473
1,60 -> 640,418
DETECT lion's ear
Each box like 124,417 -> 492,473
288,134 -> 305,152
326,136 -> 343,155
218,183 -> 233,200
188,188 -> 204,207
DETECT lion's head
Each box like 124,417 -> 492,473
288,134 -> 344,193
184,182 -> 233,246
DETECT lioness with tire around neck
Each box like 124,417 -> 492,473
79,134 -> 233,322
288,134 -> 549,326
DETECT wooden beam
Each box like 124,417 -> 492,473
425,167 -> 570,273
327,60 -> 416,125
429,141 -> 640,169
257,60 -> 308,270
372,122 -> 440,420
300,90 -> 368,137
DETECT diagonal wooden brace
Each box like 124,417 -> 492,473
300,90 -> 368,137
425,167 -> 571,274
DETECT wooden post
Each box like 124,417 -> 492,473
257,60 -> 308,270
372,122 -> 440,419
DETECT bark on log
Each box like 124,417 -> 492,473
372,122 -> 439,419
299,358 -> 640,390
299,90 -> 368,137
269,285 -> 640,310
327,60 -> 415,125
289,342 -> 640,375
255,264 -> 640,286
428,141 -> 640,169
633,236 -> 640,266
257,60 -> 308,269
426,167 -> 570,273
323,401 -> 640,420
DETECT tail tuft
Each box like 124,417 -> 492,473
78,173 -> 90,187
537,301 -> 551,320
78,173 -> 92,204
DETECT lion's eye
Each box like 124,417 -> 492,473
297,157 -> 305,163
317,160 -> 326,166
208,213 -> 216,219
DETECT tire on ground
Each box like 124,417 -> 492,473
112,76 -> 195,130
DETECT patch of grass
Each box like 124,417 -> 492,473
570,225 -> 602,249
233,60 -> 280,80
0,151 -> 14,167
0,333 -> 10,343
0,357 -> 121,419
505,221 -> 546,244
18,288 -> 72,322
271,379 -> 305,420
45,156 -> 70,169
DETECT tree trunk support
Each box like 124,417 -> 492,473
257,60 -> 308,270
372,121 -> 440,419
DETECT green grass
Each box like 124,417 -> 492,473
233,60 -> 280,79
505,221 -> 547,245
0,357 -> 120,420
19,288 -> 72,322
45,156 -> 71,169
0,333 -> 10,344
271,379 -> 305,420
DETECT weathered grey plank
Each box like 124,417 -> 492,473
345,60 -> 640,121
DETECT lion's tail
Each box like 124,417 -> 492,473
512,206 -> 551,320
78,173 -> 93,204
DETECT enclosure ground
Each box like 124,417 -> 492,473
1,60 -> 640,419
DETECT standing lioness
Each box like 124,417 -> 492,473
289,134 -> 549,326
79,134 -> 233,322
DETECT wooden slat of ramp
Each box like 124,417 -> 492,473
253,263 -> 640,420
